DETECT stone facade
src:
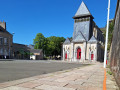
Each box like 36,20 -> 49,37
63,2 -> 104,62
0,21 -> 13,59
109,0 -> 120,87
12,43 -> 30,59
13,43 -> 43,60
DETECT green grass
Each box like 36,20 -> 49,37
107,70 -> 113,75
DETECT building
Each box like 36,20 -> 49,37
109,0 -> 120,87
13,43 -> 43,60
0,21 -> 13,59
27,44 -> 34,49
63,2 -> 104,62
29,49 -> 43,60
12,43 -> 30,59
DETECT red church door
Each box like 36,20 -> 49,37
77,48 -> 81,60
65,53 -> 67,59
91,54 -> 94,60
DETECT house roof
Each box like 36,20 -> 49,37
73,1 -> 93,19
28,45 -> 34,49
0,26 -> 12,36
88,36 -> 98,43
63,38 -> 71,44
29,49 -> 42,53
72,31 -> 86,42
13,43 -> 30,52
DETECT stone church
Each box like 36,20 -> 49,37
63,2 -> 104,62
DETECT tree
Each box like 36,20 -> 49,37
108,20 -> 114,51
33,33 -> 46,50
46,36 -> 65,57
102,20 -> 114,51
33,33 -> 65,58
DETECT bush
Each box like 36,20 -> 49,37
107,70 -> 113,75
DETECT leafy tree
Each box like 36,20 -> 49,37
33,33 -> 65,58
102,20 -> 114,51
33,33 -> 46,50
45,36 -> 65,57
108,20 -> 114,51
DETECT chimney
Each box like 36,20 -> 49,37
0,21 -> 6,30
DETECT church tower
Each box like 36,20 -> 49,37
72,1 -> 94,42
63,1 -> 104,62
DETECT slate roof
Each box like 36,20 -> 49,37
29,49 -> 42,53
28,45 -> 34,49
13,43 -> 30,52
73,1 -> 93,19
0,26 -> 12,36
63,38 -> 71,44
72,31 -> 86,42
88,36 -> 98,43
73,21 -> 90,41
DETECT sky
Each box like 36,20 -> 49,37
0,0 -> 117,45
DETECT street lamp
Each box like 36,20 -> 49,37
104,0 -> 111,68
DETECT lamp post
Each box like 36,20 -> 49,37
104,0 -> 111,68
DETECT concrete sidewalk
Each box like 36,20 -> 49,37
0,63 -> 118,90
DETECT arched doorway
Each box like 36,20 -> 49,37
77,48 -> 81,60
65,53 -> 67,59
91,52 -> 94,60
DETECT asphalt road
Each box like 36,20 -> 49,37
0,60 -> 88,83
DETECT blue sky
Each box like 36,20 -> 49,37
0,0 -> 117,45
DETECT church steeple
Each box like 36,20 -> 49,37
73,1 -> 93,19
72,1 -> 94,41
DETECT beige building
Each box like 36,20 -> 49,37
0,21 -> 13,59
63,2 -> 104,62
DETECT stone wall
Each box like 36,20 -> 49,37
109,0 -> 120,87
0,22 -> 13,59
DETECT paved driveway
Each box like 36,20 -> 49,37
0,60 -> 88,83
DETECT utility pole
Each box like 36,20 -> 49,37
104,0 -> 111,68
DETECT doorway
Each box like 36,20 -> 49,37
65,53 -> 67,59
91,53 -> 94,60
77,48 -> 81,60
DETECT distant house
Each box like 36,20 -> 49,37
27,44 -> 34,49
12,43 -> 30,59
0,21 -> 13,59
29,49 -> 43,60
13,43 -> 43,60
